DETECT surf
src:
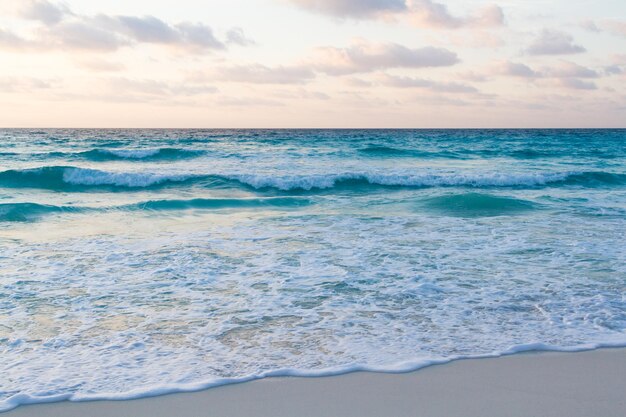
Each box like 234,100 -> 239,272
1,166 -> 624,192
0,197 -> 311,222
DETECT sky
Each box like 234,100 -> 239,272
0,0 -> 624,128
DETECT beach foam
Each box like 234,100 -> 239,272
2,341 -> 625,413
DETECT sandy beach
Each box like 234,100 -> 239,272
5,348 -> 625,417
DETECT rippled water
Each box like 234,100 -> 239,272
1,129 -> 625,411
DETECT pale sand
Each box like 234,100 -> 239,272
5,348 -> 625,417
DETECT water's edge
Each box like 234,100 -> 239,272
3,341 -> 625,414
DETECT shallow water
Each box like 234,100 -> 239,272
1,129 -> 625,411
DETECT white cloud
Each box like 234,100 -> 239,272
0,76 -> 56,92
286,0 -> 407,18
217,97 -> 285,107
408,1 -> 504,29
497,61 -> 541,78
0,28 -> 28,50
272,88 -> 331,100
1,1 -> 247,53
603,20 -> 626,37
579,20 -> 600,33
215,64 -> 316,84
604,64 -> 624,76
526,30 -> 585,56
20,0 -> 70,26
496,60 -> 599,82
580,19 -> 626,37
226,28 -> 256,46
546,62 -> 598,79
174,22 -> 226,50
311,41 -> 459,74
113,15 -> 181,44
494,60 -> 600,91
75,58 -> 125,72
284,0 -> 505,29
557,78 -> 597,90
496,61 -> 598,80
103,78 -> 218,97
45,21 -> 129,51
380,74 -> 478,93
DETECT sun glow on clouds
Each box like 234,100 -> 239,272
0,0 -> 624,127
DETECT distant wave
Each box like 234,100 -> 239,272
357,145 -> 462,159
129,197 -> 311,211
0,166 -> 191,189
508,149 -> 553,159
58,148 -> 204,161
0,202 -> 82,222
0,198 -> 310,222
420,193 -> 537,217
356,145 -> 619,160
559,171 -> 626,186
0,166 -> 624,192
229,171 -> 626,191
2,145 -> 621,164
1,148 -> 204,161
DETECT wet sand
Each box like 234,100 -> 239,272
5,348 -> 626,417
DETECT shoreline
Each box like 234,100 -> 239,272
4,347 -> 625,417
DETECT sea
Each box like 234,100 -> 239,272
0,129 -> 625,411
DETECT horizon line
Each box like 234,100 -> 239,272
2,127 -> 626,130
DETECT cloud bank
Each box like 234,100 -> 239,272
285,0 -> 505,29
312,41 -> 459,74
287,0 -> 407,18
495,60 -> 600,91
526,30 -> 585,56
216,64 -> 316,84
0,0 -> 623,127
380,74 -> 479,93
2,0 -> 249,53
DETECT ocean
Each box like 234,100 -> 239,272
0,129 -> 625,411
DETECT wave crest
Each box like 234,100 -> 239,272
0,203 -> 80,222
357,145 -> 459,158
1,148 -> 204,162
0,166 -> 624,191
78,148 -> 203,161
420,193 -> 536,217
0,198 -> 311,222
0,166 -> 193,189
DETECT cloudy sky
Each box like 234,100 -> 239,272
0,0 -> 624,127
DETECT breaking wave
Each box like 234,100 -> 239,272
0,166 -> 624,192
0,197 -> 311,222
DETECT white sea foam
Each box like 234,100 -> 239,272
231,171 -> 573,190
53,167 -> 576,189
101,149 -> 162,159
2,341 -> 625,412
1,211 -> 624,412
61,167 -> 192,187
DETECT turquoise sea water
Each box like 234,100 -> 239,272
1,129 -> 625,410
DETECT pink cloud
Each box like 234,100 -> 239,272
408,1 -> 504,29
286,0 -> 407,18
311,40 -> 459,74
284,0 -> 505,29
526,30 -> 585,56
2,0 -> 249,53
